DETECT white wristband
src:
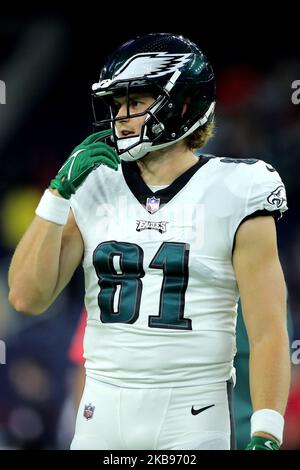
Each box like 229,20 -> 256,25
35,189 -> 71,225
251,409 -> 284,445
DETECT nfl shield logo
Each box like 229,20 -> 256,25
83,403 -> 95,420
146,196 -> 160,214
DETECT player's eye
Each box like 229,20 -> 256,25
129,99 -> 142,108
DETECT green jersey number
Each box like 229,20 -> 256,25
93,241 -> 191,330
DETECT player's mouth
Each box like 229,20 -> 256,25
120,130 -> 135,137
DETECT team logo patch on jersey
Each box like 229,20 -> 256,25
267,185 -> 287,208
136,220 -> 168,233
83,403 -> 95,420
146,196 -> 161,213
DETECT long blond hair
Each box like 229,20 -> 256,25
184,120 -> 215,150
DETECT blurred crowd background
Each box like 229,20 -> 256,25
0,12 -> 300,450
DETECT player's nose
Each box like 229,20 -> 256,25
116,103 -> 130,121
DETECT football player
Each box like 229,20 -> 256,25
8,33 -> 290,450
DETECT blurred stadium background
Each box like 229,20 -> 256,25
0,11 -> 300,449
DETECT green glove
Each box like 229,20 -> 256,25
50,129 -> 120,199
245,436 -> 280,450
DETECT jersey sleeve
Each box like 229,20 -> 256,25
226,159 -> 288,250
246,160 -> 288,221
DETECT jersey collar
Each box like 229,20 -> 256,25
121,156 -> 211,214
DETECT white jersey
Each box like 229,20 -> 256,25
70,156 -> 287,388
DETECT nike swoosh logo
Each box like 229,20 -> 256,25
191,404 -> 215,415
264,440 -> 275,450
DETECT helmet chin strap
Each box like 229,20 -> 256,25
117,135 -> 140,150
118,138 -> 153,162
115,129 -> 153,162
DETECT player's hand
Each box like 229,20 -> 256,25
245,436 -> 280,450
50,129 -> 120,199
